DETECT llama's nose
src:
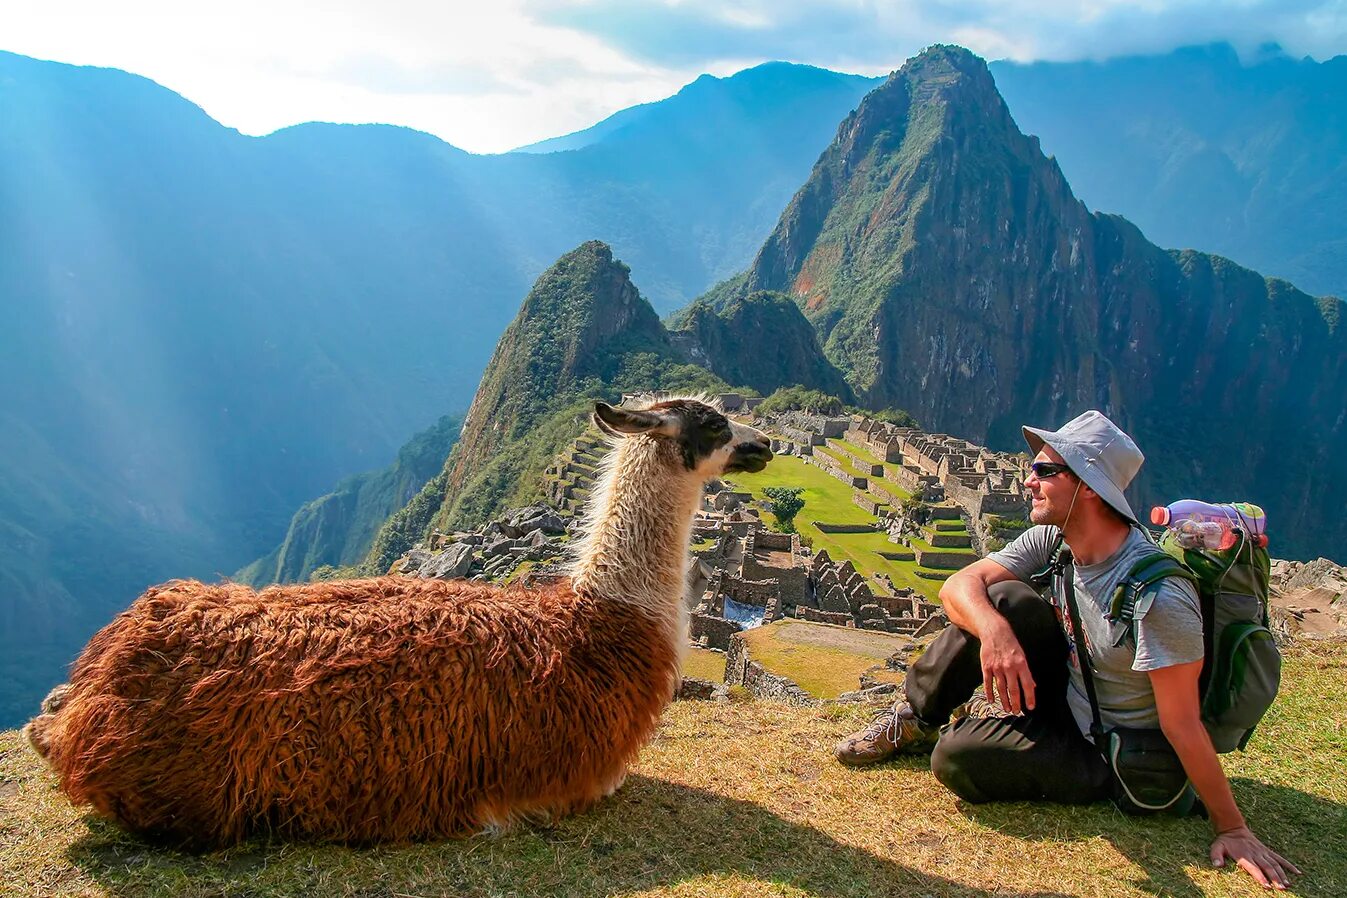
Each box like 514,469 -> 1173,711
741,436 -> 772,459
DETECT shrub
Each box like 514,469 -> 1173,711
864,407 -> 920,428
762,486 -> 806,532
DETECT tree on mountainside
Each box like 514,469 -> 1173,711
866,407 -> 919,428
763,486 -> 806,532
757,386 -> 846,417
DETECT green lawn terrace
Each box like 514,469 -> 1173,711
767,409 -> 1032,559
721,454 -> 955,601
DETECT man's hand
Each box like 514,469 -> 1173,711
1211,826 -> 1301,890
979,622 -> 1036,713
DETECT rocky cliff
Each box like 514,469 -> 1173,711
669,290 -> 853,399
363,242 -> 727,572
729,45 -> 1347,560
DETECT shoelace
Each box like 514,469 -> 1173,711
861,708 -> 903,742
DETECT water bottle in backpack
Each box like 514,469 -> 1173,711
1149,499 -> 1268,550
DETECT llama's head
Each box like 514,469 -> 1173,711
592,398 -> 772,479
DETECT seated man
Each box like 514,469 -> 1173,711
835,411 -> 1298,890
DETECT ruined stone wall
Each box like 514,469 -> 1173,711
753,531 -> 795,552
797,606 -> 854,626
720,574 -> 779,608
853,492 -> 889,515
809,452 -> 868,489
830,443 -> 884,476
690,612 -> 742,651
725,634 -> 817,706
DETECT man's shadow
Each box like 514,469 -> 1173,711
66,774 -> 1072,898
957,778 -> 1341,898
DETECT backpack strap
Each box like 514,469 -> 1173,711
1108,550 -> 1198,626
1058,550 -> 1107,744
1026,532 -> 1070,592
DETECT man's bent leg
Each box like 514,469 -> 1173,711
930,713 -> 1112,804
905,581 -> 1067,724
837,581 -> 1065,766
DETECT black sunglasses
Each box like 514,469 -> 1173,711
1030,461 -> 1073,479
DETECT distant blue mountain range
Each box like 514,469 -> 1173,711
0,50 -> 874,726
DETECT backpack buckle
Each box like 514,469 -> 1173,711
1109,581 -> 1142,624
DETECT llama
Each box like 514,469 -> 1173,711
24,397 -> 772,849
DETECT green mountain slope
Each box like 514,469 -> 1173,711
991,43 -> 1347,301
728,45 -> 1347,560
236,414 -> 463,586
669,290 -> 853,399
364,242 -> 729,573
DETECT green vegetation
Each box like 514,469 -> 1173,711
364,470 -> 452,575
762,486 -> 806,532
755,385 -> 847,416
867,407 -> 920,428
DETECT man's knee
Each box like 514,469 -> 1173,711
929,728 -> 991,804
987,581 -> 1060,641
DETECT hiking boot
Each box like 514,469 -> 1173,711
956,692 -> 1013,721
835,701 -> 939,766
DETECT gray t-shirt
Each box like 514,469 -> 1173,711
989,525 -> 1203,737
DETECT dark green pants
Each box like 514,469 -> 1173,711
906,581 -> 1114,805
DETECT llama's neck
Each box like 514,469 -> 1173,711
569,438 -> 701,627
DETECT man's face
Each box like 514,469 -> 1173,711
1025,446 -> 1080,526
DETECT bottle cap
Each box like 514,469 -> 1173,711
1149,506 -> 1171,526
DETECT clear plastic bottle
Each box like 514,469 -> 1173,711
1150,500 -> 1269,550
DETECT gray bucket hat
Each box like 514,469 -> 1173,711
1022,410 -> 1144,525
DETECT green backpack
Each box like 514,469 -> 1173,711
1110,529 -> 1281,753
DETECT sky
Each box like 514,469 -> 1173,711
6,1 -> 1346,153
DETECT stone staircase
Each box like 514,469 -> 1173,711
544,436 -> 609,514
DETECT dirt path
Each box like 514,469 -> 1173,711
766,619 -> 910,659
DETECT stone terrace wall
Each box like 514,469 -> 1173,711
809,452 -> 868,489
690,613 -> 742,650
797,607 -> 854,626
725,634 -> 817,706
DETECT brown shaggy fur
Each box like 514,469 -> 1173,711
23,397 -> 770,850
25,576 -> 678,848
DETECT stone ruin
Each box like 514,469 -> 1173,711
796,549 -> 947,636
392,504 -> 571,584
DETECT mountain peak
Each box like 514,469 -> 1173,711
439,241 -> 674,515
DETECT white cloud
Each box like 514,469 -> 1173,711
5,1 -> 1345,152
4,0 -> 708,153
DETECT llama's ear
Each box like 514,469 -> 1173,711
593,402 -> 675,436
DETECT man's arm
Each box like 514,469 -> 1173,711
1150,661 -> 1300,890
939,558 -> 1038,714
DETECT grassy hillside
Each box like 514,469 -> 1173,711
2,641 -> 1342,897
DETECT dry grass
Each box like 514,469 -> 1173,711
683,648 -> 729,683
739,620 -> 917,699
2,642 -> 1343,898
